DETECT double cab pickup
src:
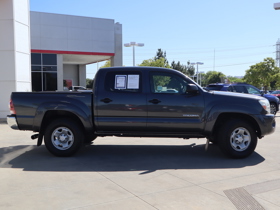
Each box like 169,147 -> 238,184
7,67 -> 276,158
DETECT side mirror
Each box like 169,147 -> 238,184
186,84 -> 199,95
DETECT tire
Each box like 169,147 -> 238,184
218,119 -> 257,158
44,118 -> 84,157
270,102 -> 277,115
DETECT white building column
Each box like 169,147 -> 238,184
78,65 -> 86,87
0,0 -> 31,119
111,22 -> 123,67
57,54 -> 64,91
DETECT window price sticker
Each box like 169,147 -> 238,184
127,75 -> 139,89
115,75 -> 127,89
115,74 -> 139,89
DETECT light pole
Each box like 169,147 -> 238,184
190,62 -> 204,83
198,71 -> 204,86
124,42 -> 144,66
274,2 -> 280,9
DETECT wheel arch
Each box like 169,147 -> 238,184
212,113 -> 261,138
40,110 -> 94,143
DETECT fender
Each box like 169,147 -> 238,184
204,102 -> 261,135
33,99 -> 93,133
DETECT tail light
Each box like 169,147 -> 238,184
9,99 -> 16,114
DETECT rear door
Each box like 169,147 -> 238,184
95,70 -> 147,131
147,71 -> 205,133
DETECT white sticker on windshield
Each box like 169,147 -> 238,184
127,75 -> 139,89
115,75 -> 127,89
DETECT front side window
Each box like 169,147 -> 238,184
150,72 -> 188,94
232,86 -> 247,93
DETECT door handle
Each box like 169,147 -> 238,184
101,98 -> 112,103
149,99 -> 161,104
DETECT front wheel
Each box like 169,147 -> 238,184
218,119 -> 257,158
44,118 -> 84,157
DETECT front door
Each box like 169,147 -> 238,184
147,71 -> 205,133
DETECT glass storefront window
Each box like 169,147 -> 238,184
43,72 -> 57,91
31,53 -> 57,92
32,72 -> 42,92
31,53 -> 41,65
42,66 -> 57,72
43,54 -> 57,65
31,66 -> 41,71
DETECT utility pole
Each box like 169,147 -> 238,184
276,39 -> 280,67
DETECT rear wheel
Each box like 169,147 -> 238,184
44,118 -> 84,157
218,119 -> 257,158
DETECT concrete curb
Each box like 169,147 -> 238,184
0,118 -> 7,124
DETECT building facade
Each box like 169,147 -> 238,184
0,0 -> 122,119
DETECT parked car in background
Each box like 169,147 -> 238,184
205,83 -> 229,91
69,86 -> 87,91
271,90 -> 280,99
68,86 -> 92,92
206,83 -> 280,115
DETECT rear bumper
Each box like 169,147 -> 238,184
7,115 -> 19,130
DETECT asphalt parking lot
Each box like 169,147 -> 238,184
0,116 -> 280,210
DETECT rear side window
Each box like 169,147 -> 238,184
104,71 -> 142,93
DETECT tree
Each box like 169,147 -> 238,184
155,48 -> 168,64
139,57 -> 171,68
226,76 -> 243,83
186,61 -> 195,77
86,78 -> 93,88
170,61 -> 195,78
100,60 -> 111,68
171,61 -> 187,74
204,71 -> 226,85
243,57 -> 280,91
140,49 -> 196,77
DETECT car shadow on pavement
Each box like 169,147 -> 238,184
0,143 -> 265,173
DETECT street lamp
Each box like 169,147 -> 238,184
124,42 -> 144,66
198,71 -> 204,86
190,62 -> 204,83
274,2 -> 280,10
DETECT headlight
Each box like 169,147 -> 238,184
259,99 -> 270,113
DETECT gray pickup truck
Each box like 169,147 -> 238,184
7,67 -> 276,158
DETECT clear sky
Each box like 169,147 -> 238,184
30,0 -> 280,78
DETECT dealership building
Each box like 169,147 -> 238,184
0,0 -> 123,119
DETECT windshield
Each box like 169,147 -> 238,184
245,86 -> 261,95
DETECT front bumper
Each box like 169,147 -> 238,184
7,115 -> 19,130
259,114 -> 276,137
